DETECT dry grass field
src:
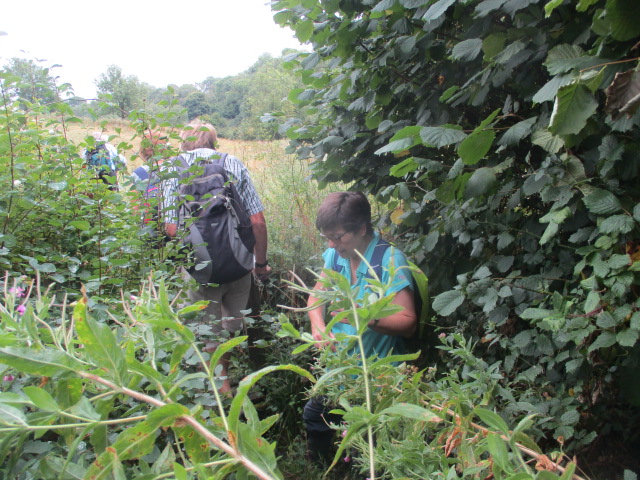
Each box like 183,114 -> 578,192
61,119 -> 330,272
63,119 -> 284,174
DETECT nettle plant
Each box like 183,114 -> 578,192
0,265 -> 589,480
278,264 -> 585,480
272,0 -> 640,454
0,275 -> 313,479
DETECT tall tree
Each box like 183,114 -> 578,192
95,65 -> 147,119
2,57 -> 58,107
184,91 -> 210,120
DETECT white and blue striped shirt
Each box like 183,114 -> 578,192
161,148 -> 264,224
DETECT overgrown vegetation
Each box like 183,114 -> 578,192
1,0 -> 640,477
271,0 -> 640,474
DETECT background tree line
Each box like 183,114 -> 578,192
3,51 -> 305,140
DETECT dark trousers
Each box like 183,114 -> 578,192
303,396 -> 343,465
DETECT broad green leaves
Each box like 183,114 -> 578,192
272,0 -> 640,461
452,39 -> 483,61
607,0 -> 640,41
458,130 -> 495,165
74,296 -> 128,385
549,84 -> 598,135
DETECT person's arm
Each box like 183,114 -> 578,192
367,286 -> 417,338
307,274 -> 335,348
250,211 -> 271,278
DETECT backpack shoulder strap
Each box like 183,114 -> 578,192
331,236 -> 390,278
214,152 -> 229,178
216,152 -> 228,165
331,250 -> 341,273
368,237 -> 391,279
133,166 -> 149,181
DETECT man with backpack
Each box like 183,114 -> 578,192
162,120 -> 271,394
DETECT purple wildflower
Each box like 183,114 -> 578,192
343,455 -> 350,463
16,305 -> 26,316
3,375 -> 14,382
9,286 -> 25,297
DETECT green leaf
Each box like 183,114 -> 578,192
422,0 -> 456,21
47,181 -> 67,191
112,404 -> 188,462
295,20 -> 314,43
475,407 -> 510,435
464,167 -> 497,198
531,128 -> 564,153
173,463 -> 188,480
390,125 -> 423,141
0,403 -> 27,427
587,331 -> 617,352
228,364 -> 315,436
482,33 -> 506,59
616,328 -> 639,347
584,290 -> 601,313
583,189 -> 622,215
69,220 -> 91,232
599,214 -> 634,234
458,130 -> 495,165
521,308 -> 553,320
549,84 -> 598,136
374,138 -> 417,155
236,422 -> 281,478
487,433 -> 510,471
390,157 -> 418,177
540,222 -> 559,245
432,289 -> 464,316
452,38 -> 483,61
607,0 -> 640,41
560,463 -> 577,480
0,347 -> 82,377
23,386 -> 60,412
74,300 -> 127,385
209,336 -> 248,372
498,117 -> 536,146
439,86 -> 459,102
559,409 -> 580,425
420,125 -> 467,147
533,74 -> 574,104
381,403 -> 442,422
544,44 -> 587,75
544,0 -> 564,16
577,0 -> 600,10
540,207 -> 571,224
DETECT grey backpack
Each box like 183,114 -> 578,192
178,153 -> 256,285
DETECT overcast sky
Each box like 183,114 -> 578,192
1,0 -> 306,98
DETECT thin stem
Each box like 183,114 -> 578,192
76,371 -> 276,480
0,415 -> 147,433
424,401 -> 587,480
350,295 -> 376,479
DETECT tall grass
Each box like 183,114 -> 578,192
244,140 -> 345,283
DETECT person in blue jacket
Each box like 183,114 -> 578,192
304,191 -> 417,465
